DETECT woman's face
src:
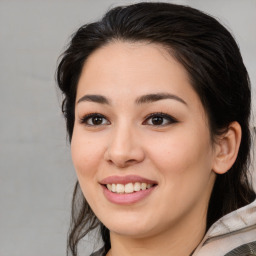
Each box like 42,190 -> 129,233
71,42 -> 217,238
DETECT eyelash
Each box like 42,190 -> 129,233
79,112 -> 178,127
79,113 -> 109,126
143,112 -> 178,126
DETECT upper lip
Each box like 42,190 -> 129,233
100,175 -> 158,185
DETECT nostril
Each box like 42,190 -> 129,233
125,159 -> 138,165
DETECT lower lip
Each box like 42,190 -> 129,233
102,185 -> 156,205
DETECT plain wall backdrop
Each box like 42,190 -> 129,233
0,0 -> 255,255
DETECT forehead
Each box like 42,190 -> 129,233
76,41 -> 200,107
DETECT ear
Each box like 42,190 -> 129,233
212,121 -> 242,174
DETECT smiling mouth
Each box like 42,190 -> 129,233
105,182 -> 157,194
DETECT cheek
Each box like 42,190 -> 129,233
71,128 -> 105,180
145,128 -> 215,220
70,129 -> 106,209
147,126 -> 213,181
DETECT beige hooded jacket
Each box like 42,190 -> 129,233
192,199 -> 256,255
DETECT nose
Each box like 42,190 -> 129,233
104,124 -> 145,168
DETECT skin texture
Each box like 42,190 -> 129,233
71,42 -> 241,256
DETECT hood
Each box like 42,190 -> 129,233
193,199 -> 256,255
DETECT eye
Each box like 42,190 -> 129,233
80,113 -> 110,126
143,112 -> 177,126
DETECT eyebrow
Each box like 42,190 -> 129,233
135,93 -> 187,105
77,94 -> 110,104
77,93 -> 187,106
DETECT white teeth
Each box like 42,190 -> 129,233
116,184 -> 125,193
106,182 -> 154,193
124,183 -> 134,193
141,183 -> 147,190
134,182 -> 141,192
111,184 -> 116,192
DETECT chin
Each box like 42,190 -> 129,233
110,224 -> 154,238
101,213 -> 157,238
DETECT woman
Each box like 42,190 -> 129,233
56,2 -> 256,256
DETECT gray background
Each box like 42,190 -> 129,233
0,0 -> 255,255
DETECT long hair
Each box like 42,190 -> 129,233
56,2 -> 255,255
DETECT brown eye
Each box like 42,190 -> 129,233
151,116 -> 164,125
143,113 -> 177,126
80,114 -> 110,126
91,116 -> 104,125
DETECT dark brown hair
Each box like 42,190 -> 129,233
56,2 -> 255,256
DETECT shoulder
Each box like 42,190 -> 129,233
193,199 -> 256,256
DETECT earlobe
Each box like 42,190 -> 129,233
212,121 -> 242,174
